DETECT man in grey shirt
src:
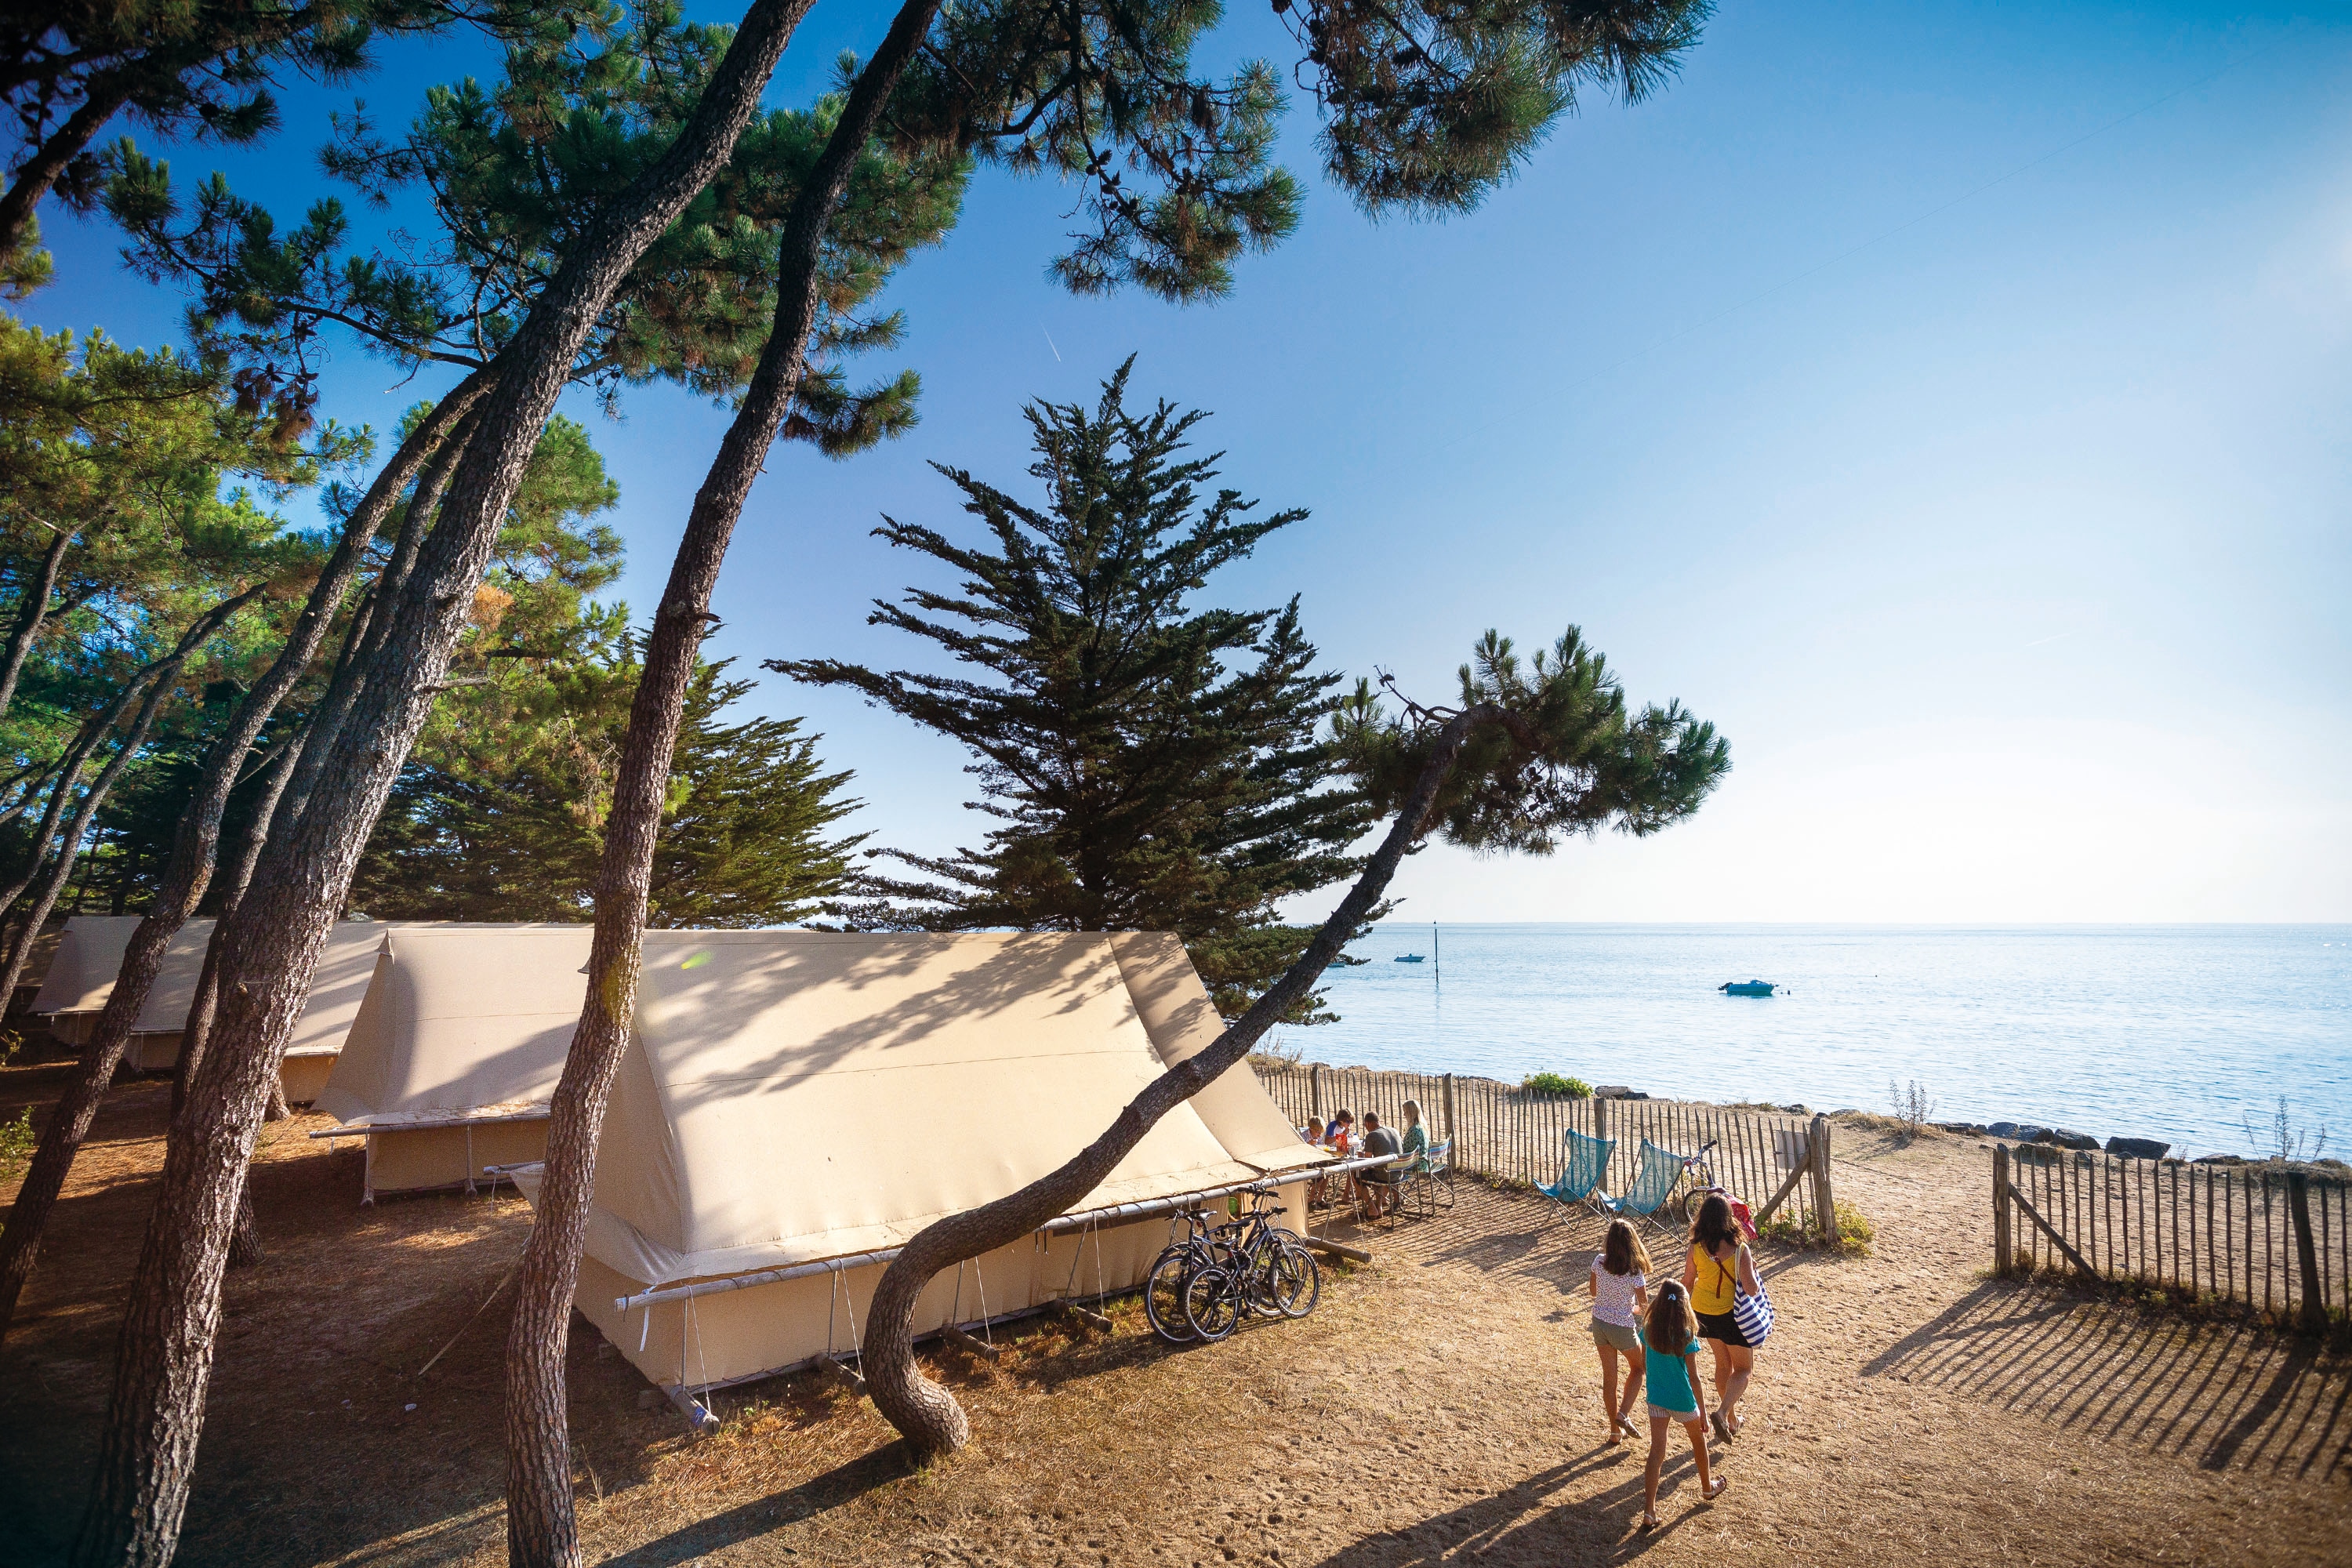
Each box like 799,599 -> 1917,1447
1359,1111 -> 1403,1218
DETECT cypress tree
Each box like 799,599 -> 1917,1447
774,359 -> 1375,1018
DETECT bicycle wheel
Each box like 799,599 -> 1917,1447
1272,1243 -> 1321,1319
1145,1247 -> 1200,1343
1237,1243 -> 1283,1318
1183,1265 -> 1241,1341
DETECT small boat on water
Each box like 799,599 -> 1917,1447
1719,979 -> 1775,996
1394,953 -> 1425,964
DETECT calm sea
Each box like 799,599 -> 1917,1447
1262,924 -> 2352,1161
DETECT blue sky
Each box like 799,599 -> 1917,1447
23,2 -> 2350,923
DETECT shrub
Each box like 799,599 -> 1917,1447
1757,1199 -> 1875,1258
0,1105 -> 34,1179
1889,1079 -> 1936,1134
1521,1072 -> 1591,1098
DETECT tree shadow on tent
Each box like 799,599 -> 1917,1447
598,1446 -> 909,1567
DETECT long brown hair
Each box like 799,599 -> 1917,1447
1690,1192 -> 1740,1258
1600,1218 -> 1651,1278
1646,1280 -> 1696,1356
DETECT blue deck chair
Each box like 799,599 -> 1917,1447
1599,1138 -> 1688,1235
1538,1128 -> 1614,1225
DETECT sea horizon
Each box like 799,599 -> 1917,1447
1265,921 -> 2352,1162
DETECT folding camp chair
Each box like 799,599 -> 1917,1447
1392,1138 -> 1456,1221
1538,1127 -> 1614,1225
1598,1138 -> 1687,1236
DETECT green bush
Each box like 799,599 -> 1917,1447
1521,1072 -> 1592,1098
1758,1199 -> 1875,1258
0,1105 -> 34,1180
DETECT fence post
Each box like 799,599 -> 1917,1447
2288,1171 -> 2326,1334
1993,1144 -> 2013,1276
1310,1064 -> 1323,1123
1442,1073 -> 1456,1144
1809,1114 -> 1835,1242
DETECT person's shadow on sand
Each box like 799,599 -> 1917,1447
1307,1440 -> 1726,1566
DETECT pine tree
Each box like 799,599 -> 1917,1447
774,359 -> 1374,1018
862,624 -> 1731,1457
349,655 -> 862,927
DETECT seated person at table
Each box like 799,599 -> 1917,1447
1300,1119 -> 1329,1201
1358,1112 -> 1403,1217
1399,1099 -> 1431,1167
1326,1110 -> 1356,1154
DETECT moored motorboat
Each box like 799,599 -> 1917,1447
1394,953 -> 1425,964
1719,979 -> 1774,996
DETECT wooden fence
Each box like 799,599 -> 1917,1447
1993,1143 -> 2352,1332
1250,1062 -> 1835,1240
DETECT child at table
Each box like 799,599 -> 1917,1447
1639,1279 -> 1723,1528
1326,1110 -> 1356,1155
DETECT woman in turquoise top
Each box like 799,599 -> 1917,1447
1639,1280 -> 1724,1528
1399,1099 -> 1432,1166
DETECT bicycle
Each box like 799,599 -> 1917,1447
1178,1189 -> 1320,1341
1144,1210 -> 1221,1342
1663,1140 -> 1719,1224
1664,1140 -> 1757,1237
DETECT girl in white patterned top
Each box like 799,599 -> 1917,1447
1588,1219 -> 1653,1443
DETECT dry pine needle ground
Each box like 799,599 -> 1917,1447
2,1059 -> 2347,1566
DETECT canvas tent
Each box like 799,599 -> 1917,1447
313,924 -> 596,1198
30,915 -> 383,1102
5,924 -> 62,1015
501,930 -> 1330,1406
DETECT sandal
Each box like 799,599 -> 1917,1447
1617,1414 -> 1640,1439
1701,1476 -> 1728,1501
1639,1511 -> 1662,1531
1708,1410 -> 1731,1446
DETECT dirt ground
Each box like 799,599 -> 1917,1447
2,1054 -> 2348,1567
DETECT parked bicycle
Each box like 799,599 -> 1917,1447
1662,1139 -> 1756,1236
1144,1187 -> 1320,1344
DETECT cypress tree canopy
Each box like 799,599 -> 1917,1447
772,359 -> 1376,1020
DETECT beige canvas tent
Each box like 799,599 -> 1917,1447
313,924 -> 596,1198
500,930 -> 1330,1411
5,924 -> 62,1015
30,915 -> 383,1102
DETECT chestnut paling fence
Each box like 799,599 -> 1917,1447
1993,1143 -> 2352,1331
1250,1062 -> 1836,1240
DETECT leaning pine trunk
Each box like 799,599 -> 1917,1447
501,8 -> 942,1561
0,582 -> 261,1010
0,525 -> 72,721
0,392 -> 479,1343
864,705 -> 1498,1457
172,732 -> 305,1120
276,402 -> 482,832
67,6 -> 819,1560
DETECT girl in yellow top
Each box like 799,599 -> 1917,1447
1680,1192 -> 1759,1443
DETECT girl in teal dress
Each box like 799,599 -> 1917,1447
1639,1279 -> 1724,1527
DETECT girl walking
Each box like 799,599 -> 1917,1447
1639,1279 -> 1724,1528
1587,1219 -> 1650,1443
1682,1192 -> 1760,1442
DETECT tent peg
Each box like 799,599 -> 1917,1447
942,1323 -> 1004,1359
661,1383 -> 720,1436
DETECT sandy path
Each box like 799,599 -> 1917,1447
2,1066 -> 2345,1566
